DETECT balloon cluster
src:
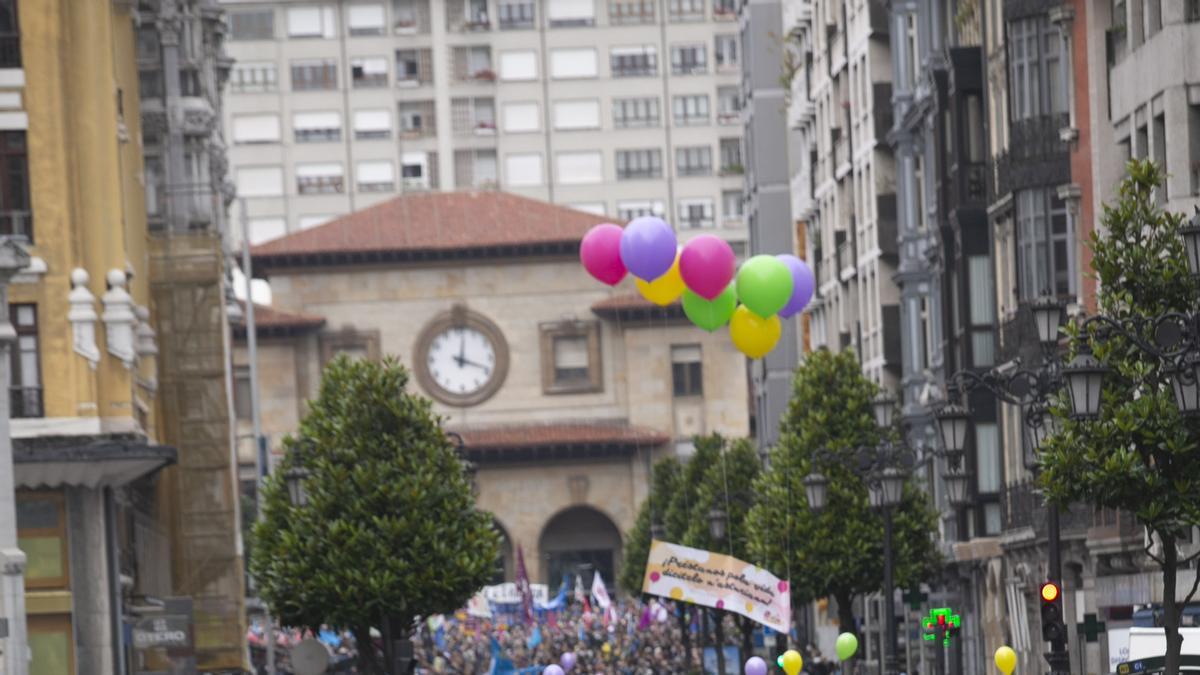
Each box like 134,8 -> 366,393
746,635 -> 858,675
580,218 -> 815,359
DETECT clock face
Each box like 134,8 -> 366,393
425,326 -> 498,398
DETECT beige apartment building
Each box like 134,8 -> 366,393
221,0 -> 748,251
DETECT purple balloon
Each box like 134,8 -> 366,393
679,234 -> 737,300
777,254 -> 816,318
619,216 -> 677,281
544,666 -> 565,675
744,656 -> 768,675
560,652 -> 577,672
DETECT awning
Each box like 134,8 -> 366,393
14,436 -> 177,489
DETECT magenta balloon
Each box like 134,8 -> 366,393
777,254 -> 816,318
580,224 -> 627,286
744,656 -> 768,675
560,652 -> 577,672
619,216 -> 677,281
679,235 -> 737,300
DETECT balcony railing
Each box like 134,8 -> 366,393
1001,482 -> 1114,537
297,176 -> 344,195
498,3 -> 535,28
11,386 -> 42,419
0,211 -> 32,241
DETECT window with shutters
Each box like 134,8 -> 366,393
499,1 -> 535,28
613,97 -> 660,128
297,163 -> 345,195
347,3 -> 385,34
670,44 -> 706,75
610,46 -> 657,77
722,190 -> 743,221
503,102 -> 540,133
668,0 -> 705,22
671,345 -> 702,397
714,34 -> 738,70
293,111 -> 342,143
675,146 -> 712,177
609,0 -> 654,24
540,322 -> 602,394
550,48 -> 597,79
290,60 -> 338,91
677,198 -> 714,228
356,161 -> 395,192
719,137 -> 742,174
229,9 -> 274,40
499,50 -> 538,80
617,200 -> 665,220
353,109 -> 391,140
236,166 -> 284,198
505,153 -> 544,187
232,114 -> 281,145
718,86 -> 741,124
287,6 -> 336,38
398,100 -> 436,137
547,0 -> 595,27
452,46 -> 494,80
401,152 -> 433,190
553,100 -> 600,130
395,48 -> 432,85
351,57 -> 388,87
451,97 -> 496,134
615,149 -> 662,180
673,94 -> 709,126
230,62 -> 278,93
556,151 -> 604,184
454,149 -> 498,188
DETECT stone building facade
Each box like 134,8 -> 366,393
234,190 -> 751,586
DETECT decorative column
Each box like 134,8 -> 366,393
67,268 -> 101,367
101,269 -> 137,368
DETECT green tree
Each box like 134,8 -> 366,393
1040,160 -> 1200,675
665,434 -> 724,544
620,457 -> 681,595
250,356 -> 499,674
747,349 -> 941,636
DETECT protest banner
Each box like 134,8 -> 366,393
641,540 -> 791,633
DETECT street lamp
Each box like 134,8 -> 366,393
707,507 -> 728,543
942,470 -> 972,508
803,472 -> 829,512
1031,296 -> 1066,347
878,467 -> 906,507
284,465 -> 310,507
1062,351 -> 1106,420
1180,210 -> 1200,277
1167,356 -> 1200,416
934,403 -> 970,461
874,393 -> 898,429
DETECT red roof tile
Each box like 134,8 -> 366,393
250,191 -> 619,269
453,422 -> 669,451
232,301 -> 325,337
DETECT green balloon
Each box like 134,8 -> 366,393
836,632 -> 859,661
736,255 -> 794,318
681,285 -> 737,331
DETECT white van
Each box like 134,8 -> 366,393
1116,627 -> 1200,673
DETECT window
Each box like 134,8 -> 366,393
617,200 -> 664,220
451,97 -> 496,134
556,151 -> 604,184
1016,188 -> 1074,300
673,94 -> 710,126
541,322 -> 602,393
351,57 -> 388,87
499,1 -> 536,28
401,152 -> 431,189
715,35 -> 738,70
347,3 -> 385,34
719,137 -> 743,173
454,149 -> 498,188
669,0 -> 705,22
713,0 -> 736,17
670,44 -> 707,75
505,153 -> 544,186
553,100 -> 601,130
356,161 -> 395,192
353,109 -> 391,139
0,131 -> 31,240
229,9 -> 274,40
398,100 -> 436,136
671,345 -> 702,396
550,48 -> 597,79
232,114 -> 281,145
293,111 -> 342,142
1153,113 -> 1167,203
717,87 -> 741,125
975,423 -> 1001,534
1008,17 -> 1066,121
610,45 -> 657,77
609,0 -> 654,24
1191,104 -> 1200,195
290,59 -> 338,90
296,163 -> 345,194
547,0 -> 595,27
236,166 -> 284,198
287,6 -> 336,37
499,50 -> 538,80
615,149 -> 662,180
675,146 -> 712,176
503,102 -> 540,132
10,304 -> 40,418
230,62 -> 278,93
613,97 -> 660,128
453,46 -> 494,80
17,493 -> 65,588
233,366 -> 252,420
968,255 -> 996,367
722,190 -> 743,220
392,0 -> 421,31
677,198 -> 714,228
395,49 -> 430,84
247,217 -> 287,246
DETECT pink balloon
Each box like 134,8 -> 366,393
679,235 -> 736,300
580,223 -> 627,285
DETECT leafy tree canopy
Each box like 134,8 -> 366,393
619,457 -> 681,595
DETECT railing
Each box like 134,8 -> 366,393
357,181 -> 395,193
0,211 -> 32,241
498,3 -> 535,29
297,176 -> 344,195
230,67 -> 277,93
612,62 -> 656,77
609,2 -> 655,24
679,216 -> 714,229
11,386 -> 42,419
1009,113 -> 1070,162
295,129 -> 341,143
1001,482 -> 1110,537
0,35 -> 19,68
352,73 -> 388,88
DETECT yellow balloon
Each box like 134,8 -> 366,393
730,305 -> 782,358
782,650 -> 803,675
635,252 -> 686,306
994,646 -> 1017,674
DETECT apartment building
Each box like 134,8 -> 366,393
220,0 -> 747,250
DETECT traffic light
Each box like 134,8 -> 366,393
1040,581 -> 1067,644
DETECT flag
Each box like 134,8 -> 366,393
574,573 -> 587,605
637,603 -> 652,631
515,545 -> 535,626
591,570 -> 612,610
487,637 -> 516,675
526,625 -> 542,649
540,575 -> 568,611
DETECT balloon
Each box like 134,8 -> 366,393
777,254 -> 816,318
994,646 -> 1017,674
544,666 -> 565,675
560,652 -> 577,672
835,632 -> 859,661
682,285 -> 737,332
655,607 -> 669,623
679,234 -> 736,300
635,251 -> 686,306
736,255 -> 794,318
781,650 -> 803,675
730,305 -> 782,358
579,224 -> 627,285
619,216 -> 677,281
744,656 -> 768,675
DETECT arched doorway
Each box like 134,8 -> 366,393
538,506 -> 622,589
492,519 -> 514,584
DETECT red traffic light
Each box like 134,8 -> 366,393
1040,581 -> 1060,602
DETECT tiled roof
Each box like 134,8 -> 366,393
249,191 -> 619,274
453,422 -> 669,462
232,301 -> 325,338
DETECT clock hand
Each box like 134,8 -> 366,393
458,332 -> 466,365
459,357 -> 491,371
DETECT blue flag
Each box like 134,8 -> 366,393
488,637 -> 516,675
526,625 -> 542,649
